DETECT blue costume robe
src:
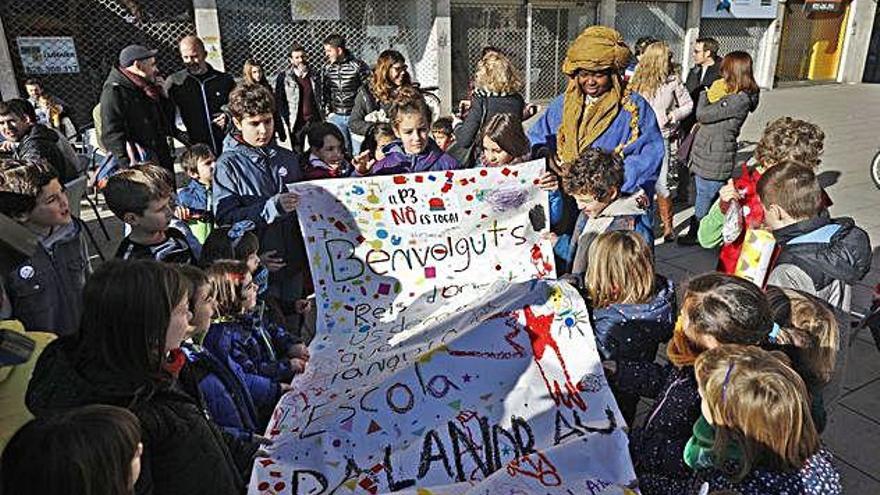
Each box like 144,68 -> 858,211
527,91 -> 665,198
528,91 -> 665,267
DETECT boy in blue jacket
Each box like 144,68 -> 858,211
176,144 -> 215,244
213,83 -> 308,331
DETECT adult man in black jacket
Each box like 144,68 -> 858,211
321,34 -> 371,153
682,37 -> 722,135
99,45 -> 177,181
165,36 -> 236,155
0,99 -> 79,183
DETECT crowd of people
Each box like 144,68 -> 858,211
0,23 -> 873,495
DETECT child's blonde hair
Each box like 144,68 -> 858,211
586,231 -> 654,308
205,260 -> 251,317
474,52 -> 523,95
696,344 -> 820,479
766,286 -> 839,386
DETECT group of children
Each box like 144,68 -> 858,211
0,55 -> 873,494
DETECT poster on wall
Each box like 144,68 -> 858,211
291,0 -> 340,20
17,37 -> 80,74
701,0 -> 778,18
248,162 -> 637,494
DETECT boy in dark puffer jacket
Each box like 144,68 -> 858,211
758,162 -> 871,314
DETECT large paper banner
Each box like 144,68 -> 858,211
250,161 -> 636,494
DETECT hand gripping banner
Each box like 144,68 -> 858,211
249,161 -> 637,494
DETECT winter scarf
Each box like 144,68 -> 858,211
120,67 -> 163,101
706,78 -> 733,104
683,414 -> 743,470
558,26 -> 633,164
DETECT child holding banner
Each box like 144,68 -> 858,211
213,83 -> 307,333
354,87 -> 459,176
478,113 -> 575,239
201,222 -> 310,371
603,273 -> 773,490
302,122 -> 353,179
587,231 -> 675,422
176,264 -> 269,474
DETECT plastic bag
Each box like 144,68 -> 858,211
734,229 -> 776,286
721,200 -> 743,244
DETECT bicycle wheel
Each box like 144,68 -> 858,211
872,150 -> 880,190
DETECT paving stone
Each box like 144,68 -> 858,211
835,457 -> 880,495
825,407 -> 880,478
842,378 -> 880,418
843,336 -> 880,392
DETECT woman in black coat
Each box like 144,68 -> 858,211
349,50 -> 411,148
26,260 -> 245,495
448,52 -> 525,168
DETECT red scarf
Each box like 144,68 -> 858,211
121,67 -> 163,102
162,348 -> 187,377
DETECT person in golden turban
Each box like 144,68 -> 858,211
527,26 -> 665,272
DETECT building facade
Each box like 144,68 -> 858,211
0,0 -> 877,118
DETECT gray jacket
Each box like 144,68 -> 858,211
690,90 -> 760,181
5,219 -> 90,336
274,68 -> 323,134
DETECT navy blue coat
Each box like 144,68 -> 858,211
180,343 -> 260,442
233,311 -> 301,384
204,321 -> 280,415
212,134 -> 307,302
641,449 -> 842,495
591,276 -> 675,362
612,362 -> 701,480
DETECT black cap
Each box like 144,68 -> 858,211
119,44 -> 158,68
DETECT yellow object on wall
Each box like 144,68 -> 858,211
808,5 -> 850,80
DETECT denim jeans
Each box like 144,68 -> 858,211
694,175 -> 725,219
655,138 -> 672,198
327,113 -> 354,154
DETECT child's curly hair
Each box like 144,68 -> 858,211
755,117 -> 825,170
562,148 -> 624,200
228,83 -> 275,121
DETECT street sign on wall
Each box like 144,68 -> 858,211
805,0 -> 844,13
16,37 -> 80,74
